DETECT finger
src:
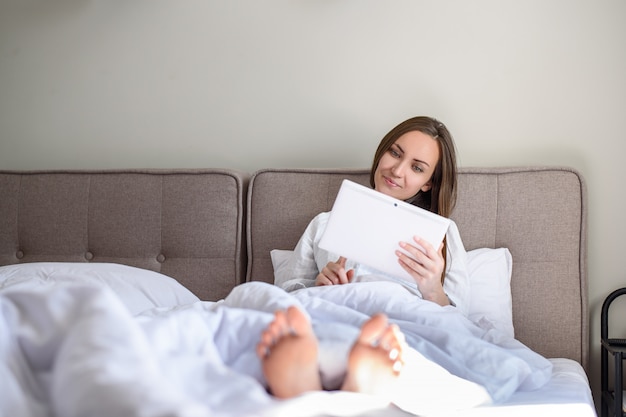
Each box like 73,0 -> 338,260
322,265 -> 340,284
346,269 -> 355,282
409,237 -> 445,271
337,269 -> 351,285
412,236 -> 434,255
396,250 -> 423,271
315,273 -> 333,286
330,258 -> 350,284
325,274 -> 337,285
398,241 -> 427,264
397,252 -> 431,282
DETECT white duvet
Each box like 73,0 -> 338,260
0,279 -> 553,417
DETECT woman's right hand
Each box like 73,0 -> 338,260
315,256 -> 354,286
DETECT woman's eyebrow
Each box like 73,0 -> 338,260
396,144 -> 431,167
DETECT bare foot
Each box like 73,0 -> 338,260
340,313 -> 405,396
256,306 -> 322,399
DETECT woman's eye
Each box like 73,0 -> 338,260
412,165 -> 424,173
389,149 -> 400,157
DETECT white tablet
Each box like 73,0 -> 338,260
318,179 -> 451,281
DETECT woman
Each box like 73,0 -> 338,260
276,116 -> 470,314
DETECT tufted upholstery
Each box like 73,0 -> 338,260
0,169 -> 247,301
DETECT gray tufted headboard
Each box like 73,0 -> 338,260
0,166 -> 588,372
0,169 -> 247,301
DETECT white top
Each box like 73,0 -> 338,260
276,212 -> 471,316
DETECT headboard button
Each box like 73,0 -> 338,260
157,254 -> 166,263
85,251 -> 94,261
16,250 -> 24,259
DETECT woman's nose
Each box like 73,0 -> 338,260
391,161 -> 405,177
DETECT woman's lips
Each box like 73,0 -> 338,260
383,176 -> 400,188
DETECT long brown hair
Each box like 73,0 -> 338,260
369,116 -> 458,283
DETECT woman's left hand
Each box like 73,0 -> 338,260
396,236 -> 448,306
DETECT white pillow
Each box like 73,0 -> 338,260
270,247 -> 514,338
0,262 -> 200,315
466,248 -> 514,339
270,249 -> 294,286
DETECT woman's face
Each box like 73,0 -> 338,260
373,130 -> 440,201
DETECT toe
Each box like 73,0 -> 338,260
285,306 -> 312,336
358,313 -> 389,346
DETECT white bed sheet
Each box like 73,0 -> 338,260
265,358 -> 596,417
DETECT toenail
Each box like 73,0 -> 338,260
389,348 -> 399,360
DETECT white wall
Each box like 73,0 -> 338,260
1,0 -> 625,408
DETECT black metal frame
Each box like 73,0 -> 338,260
601,287 -> 626,417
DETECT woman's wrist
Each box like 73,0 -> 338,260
423,288 -> 450,307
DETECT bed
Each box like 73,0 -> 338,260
0,167 -> 596,417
